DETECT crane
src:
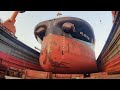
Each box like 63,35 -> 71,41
57,11 -> 62,17
1,11 -> 25,35
112,11 -> 118,23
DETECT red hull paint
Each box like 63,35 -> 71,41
100,54 -> 120,74
0,51 -> 42,71
40,34 -> 97,74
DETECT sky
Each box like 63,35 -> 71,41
0,11 -> 113,59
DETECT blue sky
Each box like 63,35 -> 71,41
0,11 -> 113,59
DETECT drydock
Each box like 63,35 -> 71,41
0,11 -> 120,79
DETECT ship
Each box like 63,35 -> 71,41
34,17 -> 98,74
97,11 -> 120,74
0,11 -> 43,78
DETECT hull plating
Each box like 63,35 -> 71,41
40,34 -> 97,74
0,51 -> 41,71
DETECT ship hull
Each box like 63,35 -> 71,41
0,25 -> 42,71
40,34 -> 97,74
0,51 -> 41,71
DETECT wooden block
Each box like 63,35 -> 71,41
53,74 -> 71,79
90,72 -> 108,79
71,74 -> 84,79
24,69 -> 50,79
